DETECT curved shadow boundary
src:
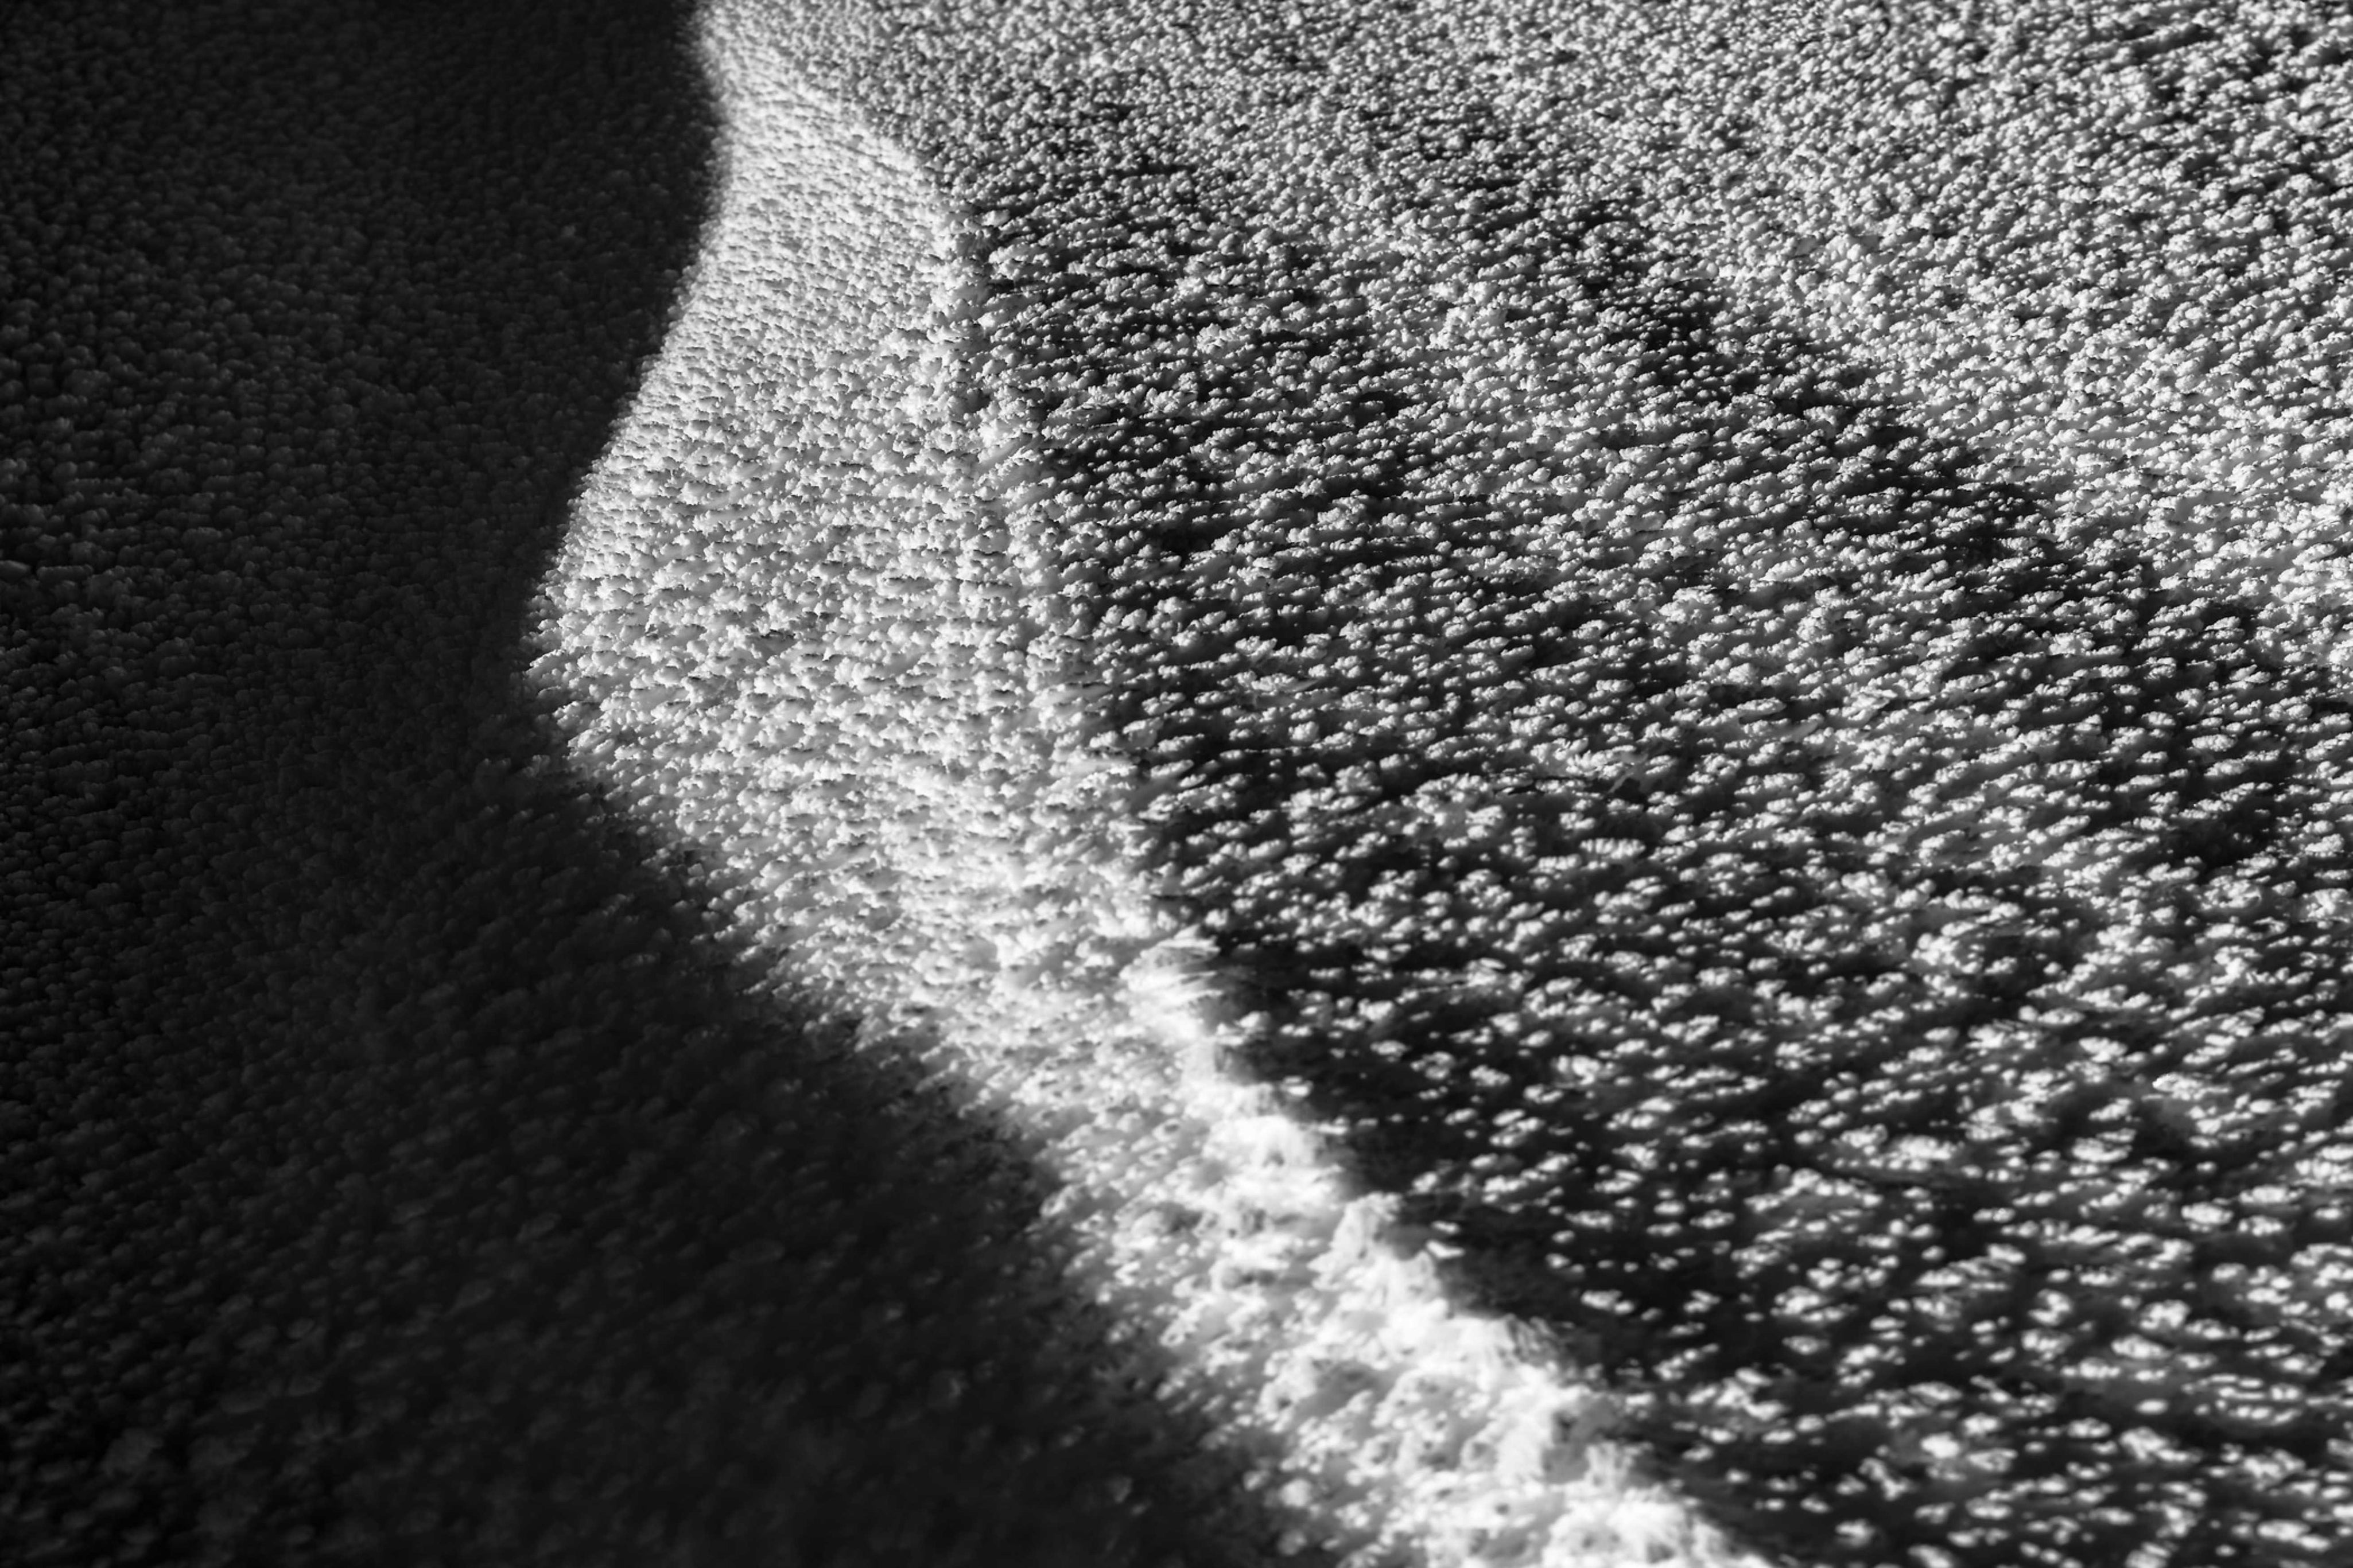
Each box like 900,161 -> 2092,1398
0,3 -> 1320,1563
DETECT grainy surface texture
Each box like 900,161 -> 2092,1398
10,1 -> 2353,1566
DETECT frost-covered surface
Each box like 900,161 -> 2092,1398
13,0 -> 2353,1565
529,13 -> 1753,1563
1501,0 -> 2353,682
779,1 -> 2353,1563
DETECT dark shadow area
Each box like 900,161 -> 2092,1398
0,3 -> 1329,1563
841,20 -> 2353,1565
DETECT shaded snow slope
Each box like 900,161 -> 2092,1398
1,3 -> 1360,1565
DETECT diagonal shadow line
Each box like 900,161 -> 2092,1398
0,2 -> 1334,1563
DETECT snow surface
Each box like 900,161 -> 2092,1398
646,2 -> 2353,1562
529,14 -> 1754,1563
13,0 -> 2353,1563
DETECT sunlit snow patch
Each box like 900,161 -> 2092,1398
523,6 -> 1766,1567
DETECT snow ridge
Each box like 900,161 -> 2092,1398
527,14 -> 1764,1567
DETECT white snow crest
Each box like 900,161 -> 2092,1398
526,8 -> 1764,1565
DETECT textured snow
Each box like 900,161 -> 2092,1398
752,1 -> 2353,1562
530,11 -> 1754,1562
15,0 -> 2353,1563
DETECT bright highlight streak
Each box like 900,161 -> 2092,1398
526,9 -> 1767,1565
